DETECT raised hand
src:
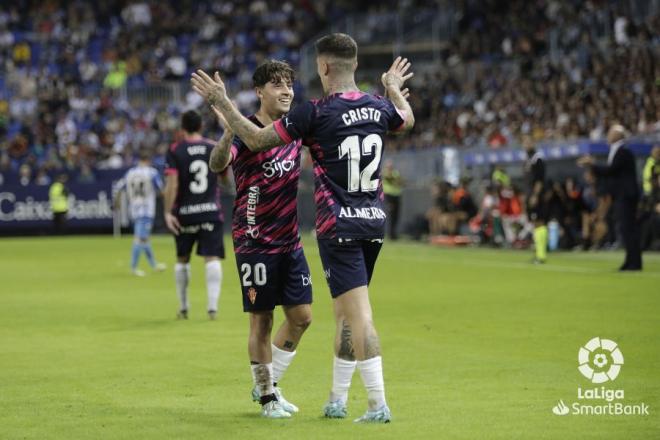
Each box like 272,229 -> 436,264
386,87 -> 410,101
381,56 -> 414,91
191,70 -> 228,108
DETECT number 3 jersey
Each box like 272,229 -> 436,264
165,137 -> 223,226
229,115 -> 303,254
272,92 -> 406,239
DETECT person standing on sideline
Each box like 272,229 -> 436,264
49,173 -> 69,235
524,143 -> 547,263
642,146 -> 660,197
578,125 -> 642,271
164,110 -> 225,319
382,159 -> 403,240
114,150 -> 167,276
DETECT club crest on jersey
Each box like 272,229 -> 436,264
246,225 -> 259,239
247,287 -> 257,304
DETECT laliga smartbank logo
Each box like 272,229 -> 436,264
578,337 -> 623,383
551,337 -> 649,417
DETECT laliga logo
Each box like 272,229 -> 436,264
578,337 -> 624,383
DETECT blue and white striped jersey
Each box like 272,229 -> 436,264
115,165 -> 163,219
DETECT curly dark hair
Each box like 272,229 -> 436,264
252,60 -> 295,88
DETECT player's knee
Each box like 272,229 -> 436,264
290,314 -> 312,332
251,312 -> 273,339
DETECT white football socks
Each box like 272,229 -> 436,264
357,356 -> 386,410
205,260 -> 222,312
330,356 -> 357,404
174,263 -> 190,311
271,343 -> 296,385
251,363 -> 275,397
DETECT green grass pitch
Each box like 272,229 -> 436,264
1,235 -> 658,439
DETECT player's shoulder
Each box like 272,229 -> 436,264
200,137 -> 216,148
364,92 -> 394,108
321,92 -> 390,110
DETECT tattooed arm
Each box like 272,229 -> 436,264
209,105 -> 233,173
191,70 -> 283,152
209,132 -> 232,173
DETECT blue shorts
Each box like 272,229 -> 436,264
235,248 -> 313,312
175,221 -> 225,258
317,238 -> 383,297
133,217 -> 154,241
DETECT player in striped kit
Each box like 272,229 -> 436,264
208,60 -> 312,419
114,150 -> 166,277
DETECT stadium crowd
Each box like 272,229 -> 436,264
0,0 -> 360,184
0,0 -> 658,183
393,0 -> 660,150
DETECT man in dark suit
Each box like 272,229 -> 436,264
578,125 -> 642,271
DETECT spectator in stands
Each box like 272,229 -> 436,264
34,168 -> 51,186
18,164 -> 32,186
103,61 -> 128,90
76,163 -> 96,184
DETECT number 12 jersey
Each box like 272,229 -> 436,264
273,91 -> 405,239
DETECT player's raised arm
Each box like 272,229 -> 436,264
191,70 -> 283,152
382,56 -> 415,133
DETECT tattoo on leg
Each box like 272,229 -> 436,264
338,320 -> 355,361
283,340 -> 295,350
364,327 -> 381,358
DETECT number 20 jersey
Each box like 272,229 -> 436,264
165,138 -> 222,226
273,92 -> 405,239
